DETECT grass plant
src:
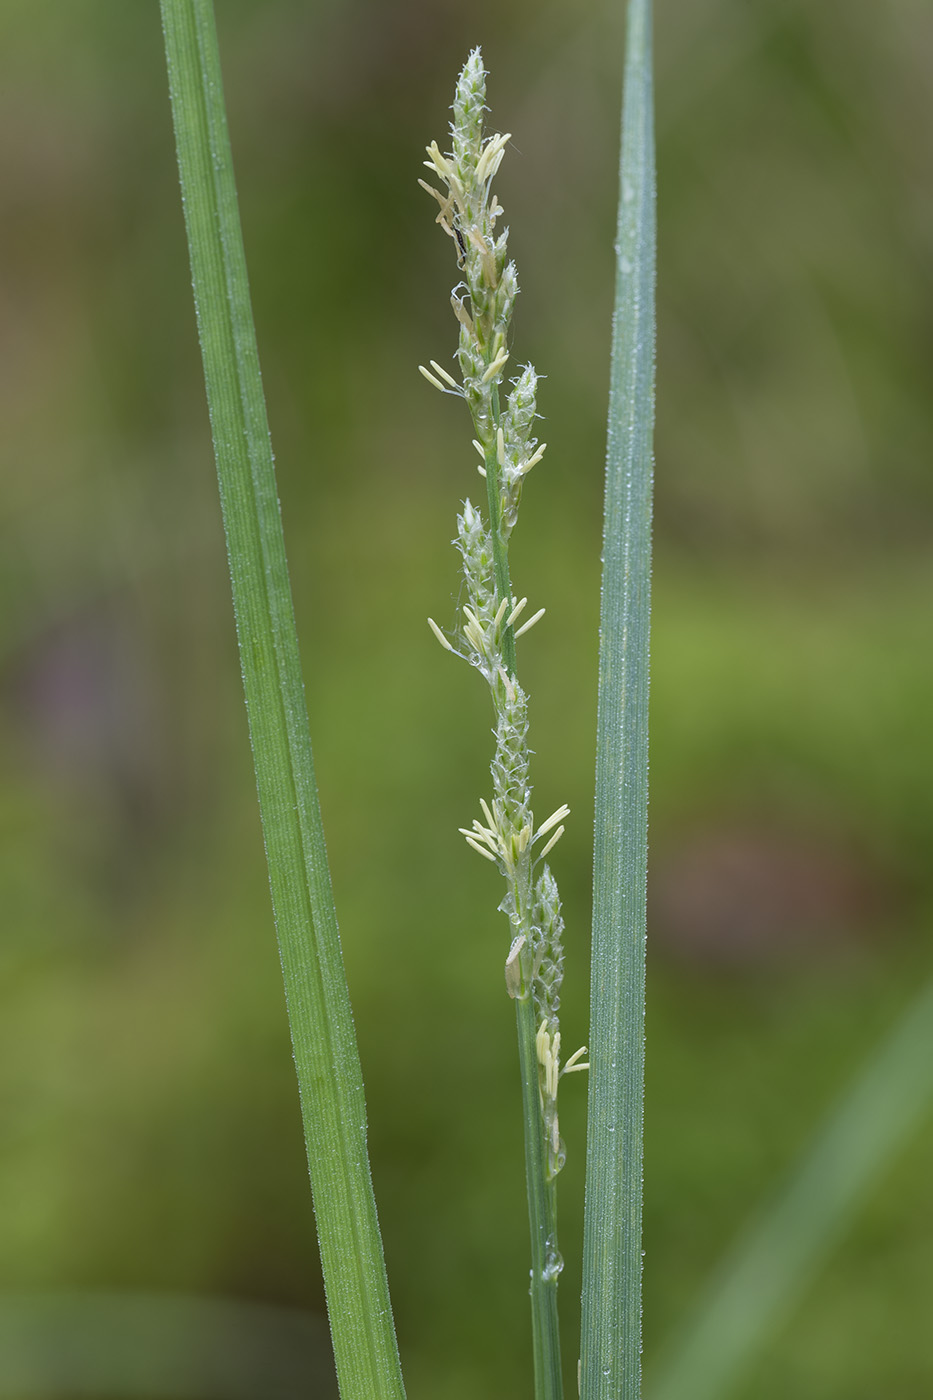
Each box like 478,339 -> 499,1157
419,50 -> 585,1400
419,16 -> 656,1394
8,2 -> 931,1397
161,0 -> 656,1393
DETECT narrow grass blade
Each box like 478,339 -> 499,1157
159,6 -> 405,1399
646,979 -> 933,1400
580,1 -> 656,1397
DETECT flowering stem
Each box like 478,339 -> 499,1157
420,51 -> 575,1400
472,328 -> 564,1400
481,383 -> 561,1397
489,396 -> 561,1400
516,990 -> 564,1400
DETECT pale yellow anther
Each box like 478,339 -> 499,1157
468,228 -> 499,288
506,597 -> 528,628
493,596 -> 509,630
451,295 -> 474,332
550,1032 -> 561,1097
427,617 -> 455,652
514,606 -> 545,639
424,141 -> 452,179
497,667 -> 516,703
479,797 -> 496,832
418,364 -> 448,393
505,934 -> 526,999
472,439 -> 486,459
475,828 -> 501,858
536,804 -> 571,841
520,443 -> 547,475
562,1046 -> 590,1075
429,359 -> 461,390
475,131 -> 511,184
538,825 -> 565,861
481,350 -> 509,384
536,1021 -> 561,1100
459,823 -> 497,855
463,833 -> 497,862
417,177 -> 446,206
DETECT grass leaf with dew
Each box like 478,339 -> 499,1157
580,1 -> 656,1397
421,49 -> 586,1400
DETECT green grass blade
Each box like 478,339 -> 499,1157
646,979 -> 933,1400
580,1 -> 656,1397
159,6 -> 405,1399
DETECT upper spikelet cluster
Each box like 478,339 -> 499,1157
418,50 -> 547,544
420,49 -> 586,1182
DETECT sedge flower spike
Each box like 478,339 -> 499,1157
420,48 -> 584,1200
420,53 -> 589,1395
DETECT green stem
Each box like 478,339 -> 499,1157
580,1 -> 655,1398
159,6 -> 405,1399
516,992 -> 564,1400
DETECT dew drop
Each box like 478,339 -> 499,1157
542,1236 -> 564,1283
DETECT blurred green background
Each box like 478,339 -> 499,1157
1,1 -> 932,1396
